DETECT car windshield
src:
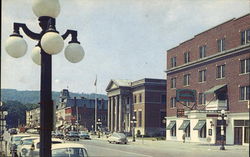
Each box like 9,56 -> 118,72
52,148 -> 88,157
13,136 -> 24,141
69,132 -> 78,135
113,133 -> 126,138
21,139 -> 35,145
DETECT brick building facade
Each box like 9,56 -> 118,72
165,14 -> 250,145
56,89 -> 108,132
106,78 -> 166,136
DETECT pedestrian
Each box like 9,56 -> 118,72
182,133 -> 186,143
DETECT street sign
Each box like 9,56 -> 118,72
176,89 -> 196,102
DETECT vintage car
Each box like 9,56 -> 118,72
16,136 -> 39,157
107,132 -> 128,144
20,138 -> 64,157
9,134 -> 31,156
79,131 -> 91,140
51,143 -> 88,157
65,131 -> 80,141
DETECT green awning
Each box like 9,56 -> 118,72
178,120 -> 190,130
193,120 -> 206,130
204,84 -> 227,94
166,121 -> 176,130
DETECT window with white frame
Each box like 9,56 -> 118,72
184,52 -> 190,63
171,57 -> 177,68
171,78 -> 176,88
183,74 -> 190,86
199,125 -> 207,138
198,93 -> 206,105
134,95 -> 137,103
240,86 -> 250,100
185,125 -> 190,137
216,64 -> 225,79
139,94 -> 142,102
171,123 -> 176,137
138,111 -> 142,127
170,97 -> 176,108
199,45 -> 206,58
241,29 -> 250,45
240,58 -> 250,74
199,70 -> 206,82
217,38 -> 225,52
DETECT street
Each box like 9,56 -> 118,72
2,132 -> 249,157
71,136 -> 249,157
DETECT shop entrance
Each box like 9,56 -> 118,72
234,127 -> 243,145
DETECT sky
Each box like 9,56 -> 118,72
1,0 -> 250,94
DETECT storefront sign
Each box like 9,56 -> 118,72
208,129 -> 212,136
176,89 -> 196,102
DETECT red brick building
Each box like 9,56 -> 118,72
165,14 -> 249,145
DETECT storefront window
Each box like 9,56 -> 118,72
244,127 -> 249,143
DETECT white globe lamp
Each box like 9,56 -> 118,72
32,0 -> 60,18
64,43 -> 85,63
41,31 -> 64,55
31,46 -> 41,65
5,36 -> 27,58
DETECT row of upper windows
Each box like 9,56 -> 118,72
170,58 -> 250,88
170,29 -> 250,68
133,94 -> 167,104
169,85 -> 249,108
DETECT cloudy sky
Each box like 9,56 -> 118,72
1,0 -> 249,94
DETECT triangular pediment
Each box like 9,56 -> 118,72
110,83 -> 118,89
106,80 -> 119,92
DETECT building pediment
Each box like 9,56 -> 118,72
106,79 -> 132,92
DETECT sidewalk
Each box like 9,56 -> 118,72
91,135 -> 249,153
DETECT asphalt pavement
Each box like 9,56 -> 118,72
2,132 -> 249,157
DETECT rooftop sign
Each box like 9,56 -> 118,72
176,89 -> 196,102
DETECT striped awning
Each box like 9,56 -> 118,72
166,121 -> 176,130
204,84 -> 227,94
193,120 -> 206,131
178,120 -> 190,130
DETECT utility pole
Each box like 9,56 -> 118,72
94,75 -> 97,133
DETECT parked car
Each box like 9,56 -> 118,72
8,128 -> 18,135
54,131 -> 64,139
79,131 -> 91,140
107,132 -> 128,144
65,131 -> 80,141
9,134 -> 31,156
51,143 -> 88,157
20,138 -> 64,157
16,136 -> 39,157
26,129 -> 39,134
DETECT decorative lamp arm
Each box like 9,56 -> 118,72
13,23 -> 40,40
62,29 -> 80,44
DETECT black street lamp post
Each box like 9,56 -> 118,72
131,116 -> 136,142
219,110 -> 226,150
97,119 -> 102,138
5,1 -> 84,156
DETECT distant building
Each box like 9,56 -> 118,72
26,108 -> 40,128
165,14 -> 250,145
56,89 -> 108,132
106,78 -> 166,136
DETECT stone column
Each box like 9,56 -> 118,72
115,96 -> 119,132
107,97 -> 111,131
118,95 -> 122,132
110,96 -> 114,132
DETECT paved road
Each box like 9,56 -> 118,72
71,137 -> 249,157
2,132 -> 249,157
